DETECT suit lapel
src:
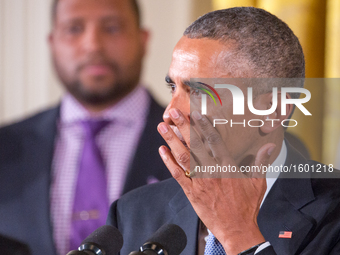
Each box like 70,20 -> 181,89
168,187 -> 199,255
259,180 -> 315,255
258,142 -> 315,255
162,141 -> 316,255
21,107 -> 59,255
122,95 -> 171,194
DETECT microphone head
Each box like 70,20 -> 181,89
81,225 -> 123,255
145,224 -> 187,255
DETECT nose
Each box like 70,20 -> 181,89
163,94 -> 190,125
82,26 -> 103,53
163,103 -> 174,125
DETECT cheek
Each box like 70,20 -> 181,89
53,42 -> 78,68
53,37 -> 77,56
175,92 -> 190,111
164,94 -> 191,121
106,36 -> 143,62
51,47 -> 79,83
177,96 -> 190,118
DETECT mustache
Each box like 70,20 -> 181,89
76,54 -> 119,72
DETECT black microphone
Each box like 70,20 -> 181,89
66,225 -> 123,255
131,224 -> 187,255
0,234 -> 31,255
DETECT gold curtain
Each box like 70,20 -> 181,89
323,0 -> 340,165
212,0 -> 340,164
213,0 -> 256,9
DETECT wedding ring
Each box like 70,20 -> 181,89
185,169 -> 195,178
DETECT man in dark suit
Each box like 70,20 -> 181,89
0,0 -> 170,255
108,7 -> 340,255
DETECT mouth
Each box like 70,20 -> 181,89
81,64 -> 113,76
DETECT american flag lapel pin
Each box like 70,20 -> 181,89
279,231 -> 292,238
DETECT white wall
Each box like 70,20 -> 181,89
0,0 -> 195,125
140,0 -> 193,106
0,0 -> 56,125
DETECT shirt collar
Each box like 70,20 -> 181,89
270,140 -> 287,171
59,85 -> 150,126
262,140 -> 287,206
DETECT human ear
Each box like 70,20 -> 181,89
139,29 -> 150,57
260,92 -> 293,134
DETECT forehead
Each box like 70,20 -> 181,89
55,0 -> 136,23
169,37 -> 234,80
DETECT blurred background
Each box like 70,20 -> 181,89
0,0 -> 339,165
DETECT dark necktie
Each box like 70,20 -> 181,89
69,120 -> 110,250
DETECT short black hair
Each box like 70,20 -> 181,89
51,0 -> 141,26
184,7 -> 305,79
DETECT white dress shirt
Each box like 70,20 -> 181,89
50,86 -> 150,255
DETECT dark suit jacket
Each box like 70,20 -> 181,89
108,142 -> 340,255
0,95 -> 171,255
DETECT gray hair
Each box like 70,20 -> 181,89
184,7 -> 305,97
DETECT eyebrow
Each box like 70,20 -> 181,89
164,74 -> 196,88
165,74 -> 173,84
59,15 -> 122,24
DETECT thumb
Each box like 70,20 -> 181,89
252,143 -> 276,179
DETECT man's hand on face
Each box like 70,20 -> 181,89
157,108 -> 276,255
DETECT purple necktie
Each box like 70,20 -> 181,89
69,120 -> 110,250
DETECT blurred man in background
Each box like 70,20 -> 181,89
0,0 -> 170,254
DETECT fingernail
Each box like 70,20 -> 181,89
192,110 -> 202,120
267,146 -> 275,156
169,109 -> 180,119
163,112 -> 170,119
159,123 -> 168,134
159,146 -> 167,155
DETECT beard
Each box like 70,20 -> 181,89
66,74 -> 139,106
53,55 -> 142,107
